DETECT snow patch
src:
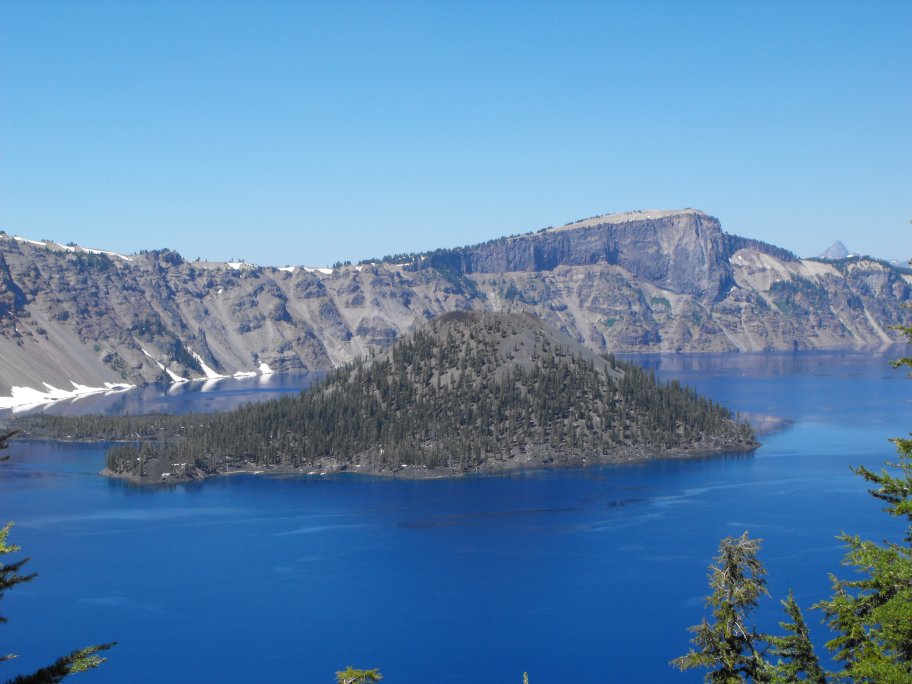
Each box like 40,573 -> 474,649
82,247 -> 133,262
187,347 -> 227,379
140,347 -> 166,371
258,362 -> 274,375
302,267 -> 334,275
11,235 -> 132,261
166,369 -> 187,383
233,370 -> 257,378
278,266 -> 295,273
0,381 -> 133,411
12,236 -> 46,247
226,261 -> 257,271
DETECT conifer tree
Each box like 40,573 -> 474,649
671,532 -> 769,682
675,317 -> 912,683
813,319 -> 912,682
335,666 -> 382,684
766,591 -> 825,683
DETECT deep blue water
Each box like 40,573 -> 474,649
0,351 -> 909,683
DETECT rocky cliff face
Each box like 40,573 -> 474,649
0,210 -> 909,399
424,209 -> 734,300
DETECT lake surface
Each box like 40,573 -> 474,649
1,352 -> 909,683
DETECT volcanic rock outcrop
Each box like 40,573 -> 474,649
0,210 -> 909,398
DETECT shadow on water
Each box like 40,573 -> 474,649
399,506 -> 580,529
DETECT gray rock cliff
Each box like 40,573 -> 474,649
0,210 -> 909,398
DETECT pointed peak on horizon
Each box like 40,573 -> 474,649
818,240 -> 849,260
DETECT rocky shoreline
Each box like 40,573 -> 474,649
101,436 -> 760,486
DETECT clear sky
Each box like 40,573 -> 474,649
1,0 -> 909,267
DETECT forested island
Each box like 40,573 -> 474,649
17,312 -> 757,483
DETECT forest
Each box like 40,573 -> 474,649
17,312 -> 756,482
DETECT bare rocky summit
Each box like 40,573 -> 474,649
1,210 -> 910,397
818,240 -> 850,260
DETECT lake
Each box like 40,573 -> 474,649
0,351 -> 909,683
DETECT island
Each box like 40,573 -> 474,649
18,312 -> 757,483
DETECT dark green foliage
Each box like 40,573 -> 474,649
822,255 -> 912,277
69,252 -> 113,274
722,234 -> 799,263
676,316 -> 912,683
766,592 -> 826,683
4,643 -> 115,684
809,319 -> 912,682
769,277 -> 830,317
19,313 -> 754,481
0,524 -> 36,634
130,316 -> 167,340
673,538 -> 827,683
335,667 -> 382,684
814,442 -> 912,680
671,532 -> 770,682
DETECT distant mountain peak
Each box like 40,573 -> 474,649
1,209 -> 910,400
819,240 -> 849,260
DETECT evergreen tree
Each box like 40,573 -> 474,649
766,591 -> 825,683
0,523 -> 35,664
674,318 -> 912,683
4,644 -> 115,684
812,321 -> 912,682
817,374 -> 912,684
21,313 -> 754,481
335,666 -> 382,684
671,532 -> 769,682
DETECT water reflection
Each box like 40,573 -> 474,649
0,350 -> 908,684
623,346 -> 911,378
1,372 -> 323,418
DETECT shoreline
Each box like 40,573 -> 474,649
100,438 -> 760,486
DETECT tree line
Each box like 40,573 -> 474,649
670,321 -> 912,682
17,312 -> 754,480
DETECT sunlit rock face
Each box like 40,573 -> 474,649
0,210 -> 909,401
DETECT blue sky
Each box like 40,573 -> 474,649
1,0 -> 909,266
